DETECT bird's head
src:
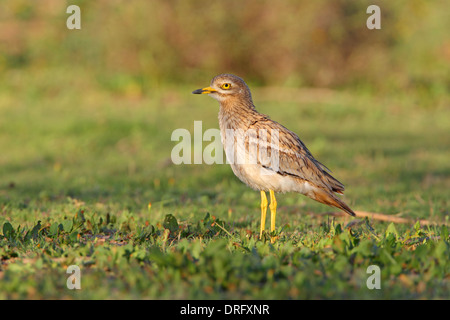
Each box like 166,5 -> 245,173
192,74 -> 253,105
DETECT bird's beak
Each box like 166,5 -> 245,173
192,86 -> 217,94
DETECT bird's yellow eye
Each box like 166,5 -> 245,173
221,83 -> 232,90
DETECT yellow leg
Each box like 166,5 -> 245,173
260,191 -> 268,239
269,189 -> 277,242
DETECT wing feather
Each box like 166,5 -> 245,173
246,119 -> 345,194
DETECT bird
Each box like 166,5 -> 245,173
192,74 -> 355,241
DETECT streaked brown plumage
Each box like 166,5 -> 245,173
193,74 -> 354,240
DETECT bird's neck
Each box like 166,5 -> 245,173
218,98 -> 260,131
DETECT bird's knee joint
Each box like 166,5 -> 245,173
269,201 -> 277,210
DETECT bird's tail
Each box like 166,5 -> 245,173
310,187 -> 356,217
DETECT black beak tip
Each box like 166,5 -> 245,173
192,89 -> 203,94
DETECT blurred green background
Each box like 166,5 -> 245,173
0,0 -> 449,215
1,0 -> 449,98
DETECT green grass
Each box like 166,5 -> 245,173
0,77 -> 449,299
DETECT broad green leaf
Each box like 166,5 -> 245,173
440,225 -> 448,241
385,223 -> 399,239
62,219 -> 73,232
49,222 -> 61,236
29,221 -> 42,240
2,222 -> 14,238
163,214 -> 179,232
